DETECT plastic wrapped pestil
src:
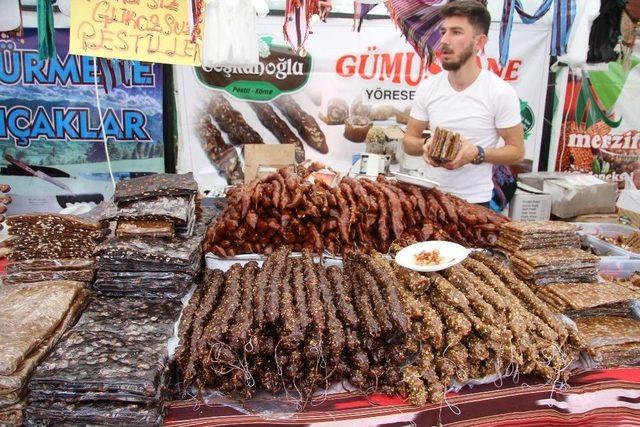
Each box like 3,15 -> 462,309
114,173 -> 198,203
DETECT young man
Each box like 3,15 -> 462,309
403,0 -> 524,206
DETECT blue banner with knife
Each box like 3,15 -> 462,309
0,29 -> 165,214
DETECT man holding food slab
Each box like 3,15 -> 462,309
403,0 -> 525,207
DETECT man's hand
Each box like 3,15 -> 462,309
421,138 -> 440,167
442,137 -> 479,170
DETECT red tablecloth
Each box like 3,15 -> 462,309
166,368 -> 640,426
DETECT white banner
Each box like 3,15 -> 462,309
175,17 -> 551,187
548,63 -> 640,188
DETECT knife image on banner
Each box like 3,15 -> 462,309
5,154 -> 75,193
3,154 -> 105,208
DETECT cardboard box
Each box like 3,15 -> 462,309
508,182 -> 552,221
243,144 -> 296,183
615,175 -> 640,228
568,214 -> 619,224
617,189 -> 640,229
518,171 -> 555,191
518,172 -> 617,219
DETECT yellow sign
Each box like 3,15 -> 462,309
69,0 -> 201,66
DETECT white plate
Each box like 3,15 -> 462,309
395,241 -> 470,272
390,171 -> 439,189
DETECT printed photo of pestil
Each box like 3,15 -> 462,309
0,29 -> 165,214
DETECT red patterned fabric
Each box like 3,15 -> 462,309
166,368 -> 640,426
283,0 -> 319,55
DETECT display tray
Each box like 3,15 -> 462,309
390,171 -> 440,189
581,234 -> 630,259
598,258 -> 640,280
203,251 -> 402,271
577,222 -> 640,259
205,252 -> 336,271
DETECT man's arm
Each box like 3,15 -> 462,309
403,117 -> 429,156
444,123 -> 525,169
486,123 -> 525,165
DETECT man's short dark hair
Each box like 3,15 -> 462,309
441,0 -> 491,36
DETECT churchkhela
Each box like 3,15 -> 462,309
175,249 -> 580,407
204,166 -> 509,257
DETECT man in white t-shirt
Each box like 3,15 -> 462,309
403,0 -> 524,205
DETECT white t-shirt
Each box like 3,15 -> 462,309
410,69 -> 521,203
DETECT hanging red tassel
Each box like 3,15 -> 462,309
189,0 -> 204,44
283,0 -> 320,56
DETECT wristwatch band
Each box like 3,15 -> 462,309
472,145 -> 485,165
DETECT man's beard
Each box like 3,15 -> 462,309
442,44 -> 475,71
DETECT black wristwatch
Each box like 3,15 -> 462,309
472,145 -> 485,165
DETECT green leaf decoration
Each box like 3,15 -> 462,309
575,70 -> 622,129
589,56 -> 640,110
592,157 -> 601,174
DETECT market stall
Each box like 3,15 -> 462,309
1,0 -> 640,426
2,168 -> 639,425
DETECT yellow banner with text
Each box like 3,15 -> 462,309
69,0 -> 201,65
